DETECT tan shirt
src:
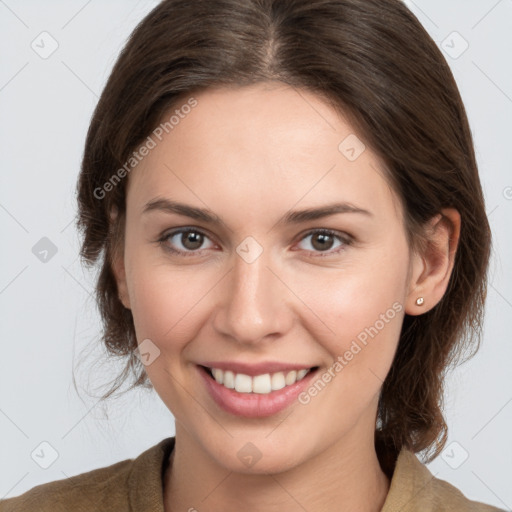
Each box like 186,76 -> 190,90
0,437 -> 504,511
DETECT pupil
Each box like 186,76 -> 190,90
312,233 -> 333,251
183,232 -> 203,250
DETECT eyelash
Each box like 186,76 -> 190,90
157,227 -> 353,258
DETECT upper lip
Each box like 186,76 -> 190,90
198,361 -> 317,376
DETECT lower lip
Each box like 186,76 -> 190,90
197,365 -> 318,418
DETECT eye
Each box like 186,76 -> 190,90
158,228 -> 216,256
295,229 -> 352,257
157,227 -> 352,258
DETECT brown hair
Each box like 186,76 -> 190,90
75,0 -> 491,471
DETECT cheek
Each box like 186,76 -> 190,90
292,244 -> 408,374
127,263 -> 206,342
305,249 -> 406,321
124,238 -> 224,353
304,278 -> 404,376
291,262 -> 407,428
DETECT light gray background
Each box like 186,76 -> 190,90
1,0 -> 511,508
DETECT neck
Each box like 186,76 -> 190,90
163,423 -> 391,512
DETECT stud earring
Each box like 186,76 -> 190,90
415,297 -> 424,306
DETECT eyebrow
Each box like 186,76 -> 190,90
142,197 -> 373,226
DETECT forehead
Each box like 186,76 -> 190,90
126,83 -> 403,226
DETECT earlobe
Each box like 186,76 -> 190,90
405,208 -> 461,315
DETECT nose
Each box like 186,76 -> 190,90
212,246 -> 293,346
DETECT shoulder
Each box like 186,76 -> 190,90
382,448 -> 506,512
0,437 -> 175,512
0,458 -> 133,512
428,474 -> 505,511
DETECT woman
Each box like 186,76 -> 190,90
0,0 -> 504,510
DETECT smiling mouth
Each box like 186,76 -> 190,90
199,365 -> 319,395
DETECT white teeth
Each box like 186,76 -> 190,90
234,373 -> 252,393
271,372 -> 286,390
223,370 -> 235,389
212,368 -> 223,384
208,367 -> 312,394
285,370 -> 297,385
253,374 -> 272,394
297,369 -> 309,380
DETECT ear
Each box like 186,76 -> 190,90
109,207 -> 131,310
405,208 -> 461,315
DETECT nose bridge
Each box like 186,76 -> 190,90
213,240 -> 291,344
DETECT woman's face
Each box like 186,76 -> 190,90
116,82 -> 419,473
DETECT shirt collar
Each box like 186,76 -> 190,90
126,437 -> 468,512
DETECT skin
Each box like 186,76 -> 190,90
112,82 -> 460,512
